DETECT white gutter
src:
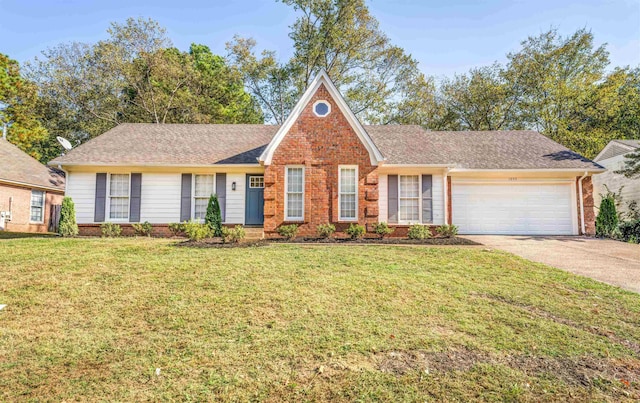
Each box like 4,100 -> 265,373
443,167 -> 451,225
578,171 -> 588,235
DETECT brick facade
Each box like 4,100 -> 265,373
578,176 -> 596,236
0,182 -> 64,233
264,84 -> 379,237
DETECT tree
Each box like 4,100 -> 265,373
616,150 -> 640,179
595,193 -> 618,238
205,194 -> 222,237
58,196 -> 79,236
0,53 -> 48,160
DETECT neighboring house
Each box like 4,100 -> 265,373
0,137 -> 65,232
50,71 -> 604,237
592,140 -> 640,217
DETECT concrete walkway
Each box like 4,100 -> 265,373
463,235 -> 640,293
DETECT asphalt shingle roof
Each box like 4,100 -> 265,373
50,123 -> 603,170
0,139 -> 65,190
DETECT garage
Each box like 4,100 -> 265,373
451,180 -> 577,235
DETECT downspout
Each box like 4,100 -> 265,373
443,167 -> 451,225
578,171 -> 588,235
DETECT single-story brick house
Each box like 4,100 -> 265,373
0,137 -> 65,232
50,71 -> 604,237
592,140 -> 640,217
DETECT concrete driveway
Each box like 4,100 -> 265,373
463,236 -> 640,293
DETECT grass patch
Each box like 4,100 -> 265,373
1,238 -> 639,401
0,231 -> 57,239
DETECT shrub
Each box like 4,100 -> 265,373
168,222 -> 186,237
100,222 -> 122,237
131,221 -> 152,237
205,194 -> 223,237
183,220 -> 211,241
407,224 -> 431,240
222,225 -> 246,243
58,196 -> 78,236
345,223 -> 366,239
372,222 -> 394,238
436,224 -> 459,238
317,223 -> 336,238
277,224 -> 299,240
618,219 -> 640,244
596,195 -> 618,238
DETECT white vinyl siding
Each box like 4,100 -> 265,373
64,172 -> 96,223
378,173 -> 444,225
339,166 -> 358,221
193,174 -> 215,220
399,175 -> 419,223
140,174 -> 181,223
225,173 -> 245,224
593,154 -> 640,218
285,166 -> 304,221
108,174 -> 130,220
30,190 -> 44,223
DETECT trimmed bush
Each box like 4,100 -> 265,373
168,222 -> 186,237
345,223 -> 366,239
372,222 -> 395,238
407,224 -> 431,240
317,223 -> 336,238
222,225 -> 246,243
436,224 -> 458,238
618,219 -> 640,244
205,194 -> 223,237
596,195 -> 618,238
131,221 -> 152,237
58,196 -> 78,237
184,220 -> 211,241
277,224 -> 299,240
100,223 -> 122,237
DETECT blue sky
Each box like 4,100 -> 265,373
0,0 -> 638,78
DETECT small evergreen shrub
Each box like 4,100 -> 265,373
184,220 -> 211,241
58,196 -> 78,236
100,222 -> 122,237
168,222 -> 186,237
407,224 -> 431,240
436,224 -> 458,238
618,219 -> 640,244
317,223 -> 336,238
277,224 -> 299,240
222,225 -> 246,243
345,223 -> 366,239
372,222 -> 394,238
131,221 -> 152,237
205,194 -> 223,237
596,195 -> 618,238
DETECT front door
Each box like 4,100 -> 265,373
245,175 -> 265,226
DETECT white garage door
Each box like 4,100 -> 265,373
452,182 -> 576,235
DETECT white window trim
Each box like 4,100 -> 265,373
191,173 -> 216,222
338,165 -> 359,222
29,190 -> 45,224
285,165 -> 305,221
106,173 -> 131,222
398,174 -> 421,225
312,100 -> 331,117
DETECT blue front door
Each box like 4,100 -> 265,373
245,175 -> 264,226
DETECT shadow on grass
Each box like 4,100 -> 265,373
0,231 -> 58,240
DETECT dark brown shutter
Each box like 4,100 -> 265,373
129,173 -> 142,222
94,173 -> 107,222
422,174 -> 433,223
180,174 -> 192,222
388,175 -> 398,224
216,173 -> 226,222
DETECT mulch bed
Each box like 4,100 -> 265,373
178,236 -> 479,248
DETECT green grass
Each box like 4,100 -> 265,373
1,238 -> 639,401
0,231 -> 57,239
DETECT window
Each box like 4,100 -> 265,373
285,166 -> 304,221
399,175 -> 420,222
109,174 -> 130,220
313,100 -> 331,117
339,166 -> 358,221
30,190 -> 44,222
249,176 -> 264,188
194,174 -> 215,220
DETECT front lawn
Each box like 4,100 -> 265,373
1,238 -> 638,401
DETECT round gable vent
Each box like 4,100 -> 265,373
313,100 -> 331,117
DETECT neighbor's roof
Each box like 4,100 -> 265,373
0,139 -> 65,191
594,139 -> 640,162
50,123 -> 603,171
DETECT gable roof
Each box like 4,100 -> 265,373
258,70 -> 385,166
594,139 -> 640,162
50,124 -> 603,171
0,139 -> 65,191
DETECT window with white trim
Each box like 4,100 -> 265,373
30,190 -> 44,222
339,166 -> 358,221
249,176 -> 264,188
194,174 -> 215,220
285,166 -> 304,220
109,174 -> 130,220
399,175 -> 420,222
